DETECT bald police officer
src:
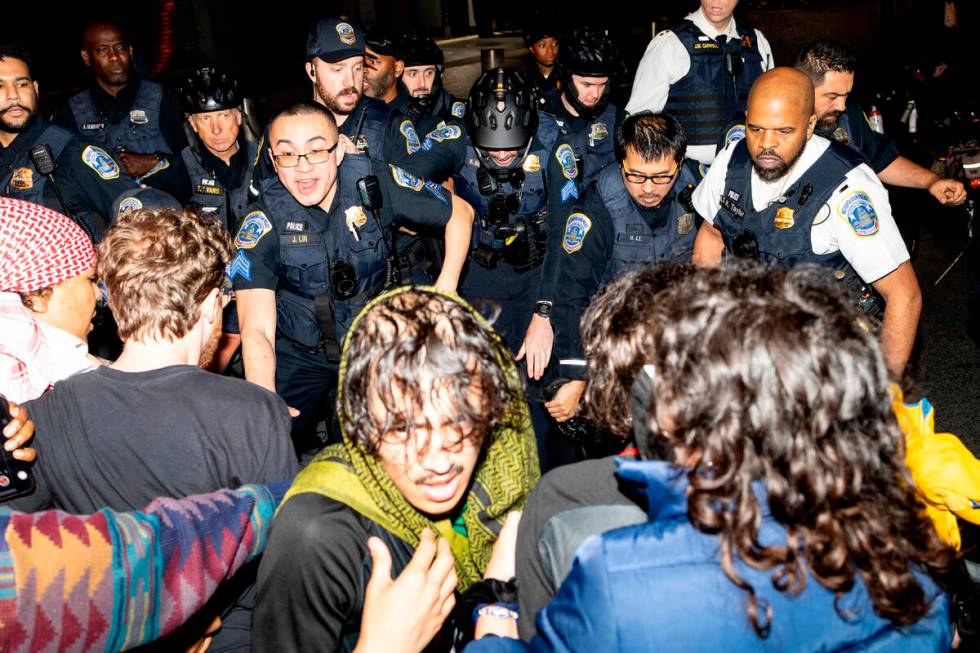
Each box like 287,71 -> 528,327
692,68 -> 921,377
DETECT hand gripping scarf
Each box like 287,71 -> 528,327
281,286 -> 539,590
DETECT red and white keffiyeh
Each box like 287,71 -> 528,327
0,197 -> 96,293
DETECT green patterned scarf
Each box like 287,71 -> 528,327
281,286 -> 539,590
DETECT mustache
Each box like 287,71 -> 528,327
756,148 -> 785,161
336,86 -> 359,96
0,103 -> 29,114
412,463 -> 465,485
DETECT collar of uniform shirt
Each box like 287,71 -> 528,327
90,74 -> 143,123
689,8 -> 741,40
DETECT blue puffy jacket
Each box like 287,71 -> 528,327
468,459 -> 951,652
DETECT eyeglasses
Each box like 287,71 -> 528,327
272,142 -> 339,168
622,162 -> 680,185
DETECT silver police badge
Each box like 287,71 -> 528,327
588,121 -> 608,147
677,212 -> 694,235
129,109 -> 149,125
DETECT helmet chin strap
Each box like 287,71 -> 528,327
564,79 -> 611,121
475,140 -> 534,178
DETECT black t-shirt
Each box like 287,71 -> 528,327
11,365 -> 298,513
253,492 -> 452,653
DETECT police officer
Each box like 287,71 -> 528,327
175,67 -> 259,234
795,39 -> 966,206
537,29 -> 626,191
232,100 -> 473,447
692,68 -> 921,378
627,0 -> 774,164
398,32 -> 466,128
53,22 -> 187,188
363,28 -> 405,108
521,15 -> 560,108
547,112 -> 701,422
1,44 -> 134,240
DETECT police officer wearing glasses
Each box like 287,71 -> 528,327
231,100 -> 473,452
547,112 -> 701,423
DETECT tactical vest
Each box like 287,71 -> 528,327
537,103 -> 617,188
455,145 -> 549,270
180,140 -> 258,234
1,124 -> 73,206
596,161 -> 699,285
714,139 -> 865,290
341,100 -> 390,162
68,79 -> 172,154
264,154 -> 387,356
664,19 -> 764,146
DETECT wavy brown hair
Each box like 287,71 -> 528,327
634,263 -> 954,636
97,209 -> 232,342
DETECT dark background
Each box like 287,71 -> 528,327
2,0 -> 978,450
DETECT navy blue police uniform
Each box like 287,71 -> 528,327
537,91 -> 624,190
664,19 -> 764,148
552,160 -> 701,381
229,155 -> 453,438
1,117 -> 135,240
175,138 -> 259,234
54,77 -> 188,190
711,138 -> 877,309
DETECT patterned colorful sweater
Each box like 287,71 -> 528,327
0,481 -> 287,652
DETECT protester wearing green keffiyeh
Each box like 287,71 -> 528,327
254,287 -> 539,652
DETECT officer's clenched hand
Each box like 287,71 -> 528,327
544,380 -> 586,423
929,178 -> 967,206
117,151 -> 162,179
516,314 -> 553,380
338,134 -> 359,155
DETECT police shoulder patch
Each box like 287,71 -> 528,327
555,143 -> 578,180
724,124 -> 746,146
390,164 -> 424,191
81,145 -> 121,180
424,180 -> 449,205
563,212 -> 592,254
451,102 -> 466,119
838,190 -> 879,237
423,121 -> 462,144
118,197 -> 143,214
234,210 -> 273,249
400,120 -> 421,154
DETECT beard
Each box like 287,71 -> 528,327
816,110 -> 842,131
365,69 -> 395,99
751,140 -> 807,182
317,79 -> 361,116
0,102 -> 37,134
198,309 -> 223,368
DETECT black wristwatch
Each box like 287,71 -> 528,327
534,301 -> 552,319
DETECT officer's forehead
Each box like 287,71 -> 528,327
84,24 -> 127,48
269,112 -> 336,145
0,56 -> 31,79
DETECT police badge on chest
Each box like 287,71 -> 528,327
588,121 -> 608,148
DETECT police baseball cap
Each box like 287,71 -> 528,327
112,188 -> 182,223
306,18 -> 365,63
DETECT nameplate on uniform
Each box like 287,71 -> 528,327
194,184 -> 223,196
617,224 -> 647,244
282,233 -> 321,245
693,42 -> 720,50
719,195 -> 745,218
81,122 -> 105,131
285,221 -> 307,232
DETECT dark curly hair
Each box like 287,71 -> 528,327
0,43 -> 33,75
580,261 -> 694,441
794,38 -> 857,86
339,290 -> 523,455
634,263 -> 954,636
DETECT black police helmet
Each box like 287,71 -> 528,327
522,14 -> 560,48
400,31 -> 444,70
560,29 -> 625,118
181,67 -> 240,114
465,68 -> 538,155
